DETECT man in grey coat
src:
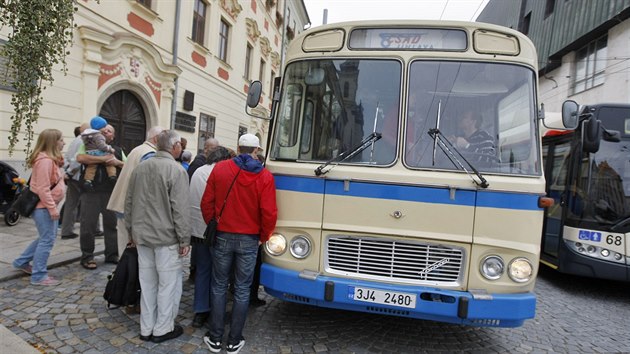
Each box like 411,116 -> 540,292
124,130 -> 191,343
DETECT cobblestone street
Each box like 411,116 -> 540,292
0,259 -> 629,353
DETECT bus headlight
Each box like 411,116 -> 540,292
480,255 -> 504,280
290,235 -> 312,259
265,234 -> 287,256
508,258 -> 533,283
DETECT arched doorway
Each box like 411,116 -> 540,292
99,90 -> 146,154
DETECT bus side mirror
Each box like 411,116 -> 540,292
582,116 -> 602,153
247,81 -> 263,108
561,100 -> 579,129
245,81 -> 270,120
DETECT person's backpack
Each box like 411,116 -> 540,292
103,246 -> 140,308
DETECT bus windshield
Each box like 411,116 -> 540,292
567,114 -> 630,231
272,59 -> 401,165
272,59 -> 539,176
406,61 -> 539,175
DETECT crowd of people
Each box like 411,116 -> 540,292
12,119 -> 277,354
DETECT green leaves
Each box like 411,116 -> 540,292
0,0 -> 76,156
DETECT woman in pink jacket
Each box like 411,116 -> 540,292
13,129 -> 66,286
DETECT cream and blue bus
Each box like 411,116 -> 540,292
246,20 -> 561,327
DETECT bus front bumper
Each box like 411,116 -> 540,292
261,263 -> 536,328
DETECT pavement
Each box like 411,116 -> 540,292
0,215 -> 104,353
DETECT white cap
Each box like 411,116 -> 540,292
238,133 -> 261,148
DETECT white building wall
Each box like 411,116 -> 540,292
1,0 -> 310,173
539,18 -> 630,115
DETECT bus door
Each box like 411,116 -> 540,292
541,132 -> 573,262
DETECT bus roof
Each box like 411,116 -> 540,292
290,20 -> 537,67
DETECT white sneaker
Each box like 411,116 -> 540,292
203,334 -> 222,353
226,339 -> 245,354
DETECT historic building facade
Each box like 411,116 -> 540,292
0,0 -> 310,171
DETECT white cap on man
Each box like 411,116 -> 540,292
238,133 -> 261,148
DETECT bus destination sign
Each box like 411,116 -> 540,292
349,28 -> 467,51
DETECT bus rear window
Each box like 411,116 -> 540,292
349,28 -> 467,51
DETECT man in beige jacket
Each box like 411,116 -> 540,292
107,126 -> 164,256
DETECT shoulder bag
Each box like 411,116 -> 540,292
12,175 -> 62,217
203,169 -> 241,247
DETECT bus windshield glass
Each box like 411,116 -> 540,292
567,107 -> 630,231
272,59 -> 539,176
272,59 -> 401,165
406,61 -> 539,175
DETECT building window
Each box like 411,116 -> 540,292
270,70 -> 276,97
198,113 -> 216,154
238,125 -> 248,145
259,59 -> 266,89
192,0 -> 207,45
0,40 -> 17,92
244,44 -> 253,80
572,35 -> 607,95
544,0 -> 555,18
219,19 -> 230,62
137,0 -> 152,8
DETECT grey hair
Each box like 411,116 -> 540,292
156,130 -> 181,151
146,126 -> 165,141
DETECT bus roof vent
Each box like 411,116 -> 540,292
302,29 -> 345,52
473,30 -> 520,56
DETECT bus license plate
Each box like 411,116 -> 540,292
349,286 -> 416,309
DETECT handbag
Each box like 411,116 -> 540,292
12,176 -> 61,217
203,169 -> 241,247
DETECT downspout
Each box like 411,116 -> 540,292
280,0 -> 288,69
170,0 -> 182,129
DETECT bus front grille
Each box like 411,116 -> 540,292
325,235 -> 465,286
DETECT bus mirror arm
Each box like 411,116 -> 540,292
314,132 -> 382,176
428,128 -> 489,189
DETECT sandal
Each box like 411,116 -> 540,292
81,261 -> 97,270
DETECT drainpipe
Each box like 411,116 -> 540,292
170,0 -> 182,129
280,0 -> 288,69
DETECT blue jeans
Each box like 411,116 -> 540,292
209,233 -> 259,345
13,208 -> 58,282
193,238 -> 212,313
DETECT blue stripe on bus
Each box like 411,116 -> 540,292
274,175 -> 540,210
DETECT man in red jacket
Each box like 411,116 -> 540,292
200,133 -> 277,354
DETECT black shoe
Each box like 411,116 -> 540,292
249,297 -> 266,307
139,334 -> 152,341
151,324 -> 183,343
61,233 -> 79,239
192,312 -> 209,328
94,230 -> 104,237
105,258 -> 118,265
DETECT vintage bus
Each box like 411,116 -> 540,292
541,102 -> 629,281
246,20 -> 559,327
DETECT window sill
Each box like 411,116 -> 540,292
127,0 -> 162,22
215,57 -> 233,70
188,38 -> 211,56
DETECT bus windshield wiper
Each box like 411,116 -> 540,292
314,132 -> 382,176
428,128 -> 489,189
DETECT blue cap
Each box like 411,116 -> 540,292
90,116 -> 107,130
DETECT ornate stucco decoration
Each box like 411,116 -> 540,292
221,0 -> 243,20
260,37 -> 271,58
270,51 -> 280,69
79,26 -> 182,107
246,18 -> 261,43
